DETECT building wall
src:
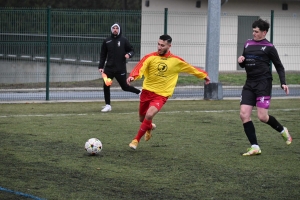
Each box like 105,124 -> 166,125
141,0 -> 300,71
142,0 -> 300,13
0,60 -> 139,84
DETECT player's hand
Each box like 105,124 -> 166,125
127,76 -> 134,85
282,84 -> 289,95
238,56 -> 245,63
204,76 -> 210,85
125,54 -> 130,59
98,69 -> 103,73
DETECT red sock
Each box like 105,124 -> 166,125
134,119 -> 152,141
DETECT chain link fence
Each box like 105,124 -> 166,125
0,8 -> 299,101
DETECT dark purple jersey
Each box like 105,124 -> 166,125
239,39 -> 286,85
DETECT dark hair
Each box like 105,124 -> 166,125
159,34 -> 172,43
252,18 -> 269,32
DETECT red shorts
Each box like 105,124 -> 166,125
139,89 -> 168,116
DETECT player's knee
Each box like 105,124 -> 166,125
240,115 -> 250,123
257,109 -> 269,122
239,112 -> 244,120
240,111 -> 249,121
257,114 -> 268,123
139,115 -> 145,122
145,112 -> 155,120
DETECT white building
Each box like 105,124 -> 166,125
140,0 -> 300,71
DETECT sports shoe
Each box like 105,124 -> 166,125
242,146 -> 261,156
281,127 -> 292,145
101,105 -> 111,112
129,139 -> 138,150
145,123 -> 156,141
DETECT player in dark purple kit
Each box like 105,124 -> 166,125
237,18 -> 292,156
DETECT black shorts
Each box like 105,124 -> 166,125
240,79 -> 272,106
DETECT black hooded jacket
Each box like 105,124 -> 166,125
98,23 -> 134,73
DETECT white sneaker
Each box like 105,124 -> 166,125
242,145 -> 261,156
281,127 -> 292,145
101,105 -> 112,112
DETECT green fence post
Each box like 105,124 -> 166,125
164,8 -> 168,34
270,10 -> 274,97
46,6 -> 51,100
270,10 -> 274,72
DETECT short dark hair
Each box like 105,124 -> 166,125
252,18 -> 269,32
159,34 -> 172,43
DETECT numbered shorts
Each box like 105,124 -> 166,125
240,79 -> 272,109
139,89 -> 168,116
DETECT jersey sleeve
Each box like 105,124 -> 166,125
180,62 -> 208,79
124,38 -> 134,58
269,46 -> 286,85
238,43 -> 247,68
98,40 -> 107,69
129,52 -> 156,80
171,54 -> 208,79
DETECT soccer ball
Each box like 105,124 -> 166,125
85,138 -> 102,155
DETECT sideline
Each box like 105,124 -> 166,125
0,96 -> 299,104
0,186 -> 46,200
1,108 -> 299,118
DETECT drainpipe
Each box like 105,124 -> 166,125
221,0 -> 228,6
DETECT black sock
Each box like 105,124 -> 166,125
243,121 -> 258,145
266,115 -> 284,132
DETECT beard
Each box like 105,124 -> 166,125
158,49 -> 168,56
112,31 -> 119,36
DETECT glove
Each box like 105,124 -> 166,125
102,73 -> 113,86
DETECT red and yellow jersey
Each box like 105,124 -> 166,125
129,51 -> 208,97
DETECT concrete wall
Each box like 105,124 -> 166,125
0,60 -> 137,84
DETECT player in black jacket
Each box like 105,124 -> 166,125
237,19 -> 292,156
98,23 -> 140,112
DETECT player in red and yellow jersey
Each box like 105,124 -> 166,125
127,34 -> 210,150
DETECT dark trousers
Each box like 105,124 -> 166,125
103,71 -> 140,105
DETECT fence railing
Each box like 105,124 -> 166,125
0,8 -> 299,101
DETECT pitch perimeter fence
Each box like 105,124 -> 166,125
0,8 -> 299,101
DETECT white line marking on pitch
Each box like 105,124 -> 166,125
0,108 -> 299,118
0,113 -> 89,118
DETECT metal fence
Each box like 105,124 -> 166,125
0,8 -> 299,101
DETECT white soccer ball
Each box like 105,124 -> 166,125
85,138 -> 102,155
